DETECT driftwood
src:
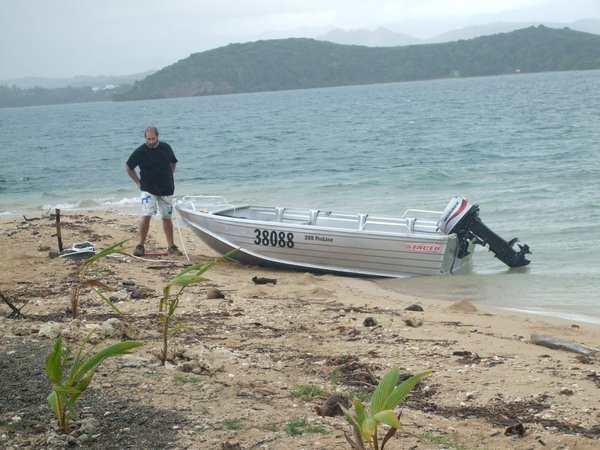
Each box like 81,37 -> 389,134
0,292 -> 26,319
252,276 -> 277,285
530,334 -> 598,356
55,208 -> 64,252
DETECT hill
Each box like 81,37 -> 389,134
429,19 -> 600,44
116,26 -> 600,101
318,19 -> 600,47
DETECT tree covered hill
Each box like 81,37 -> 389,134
116,26 -> 600,101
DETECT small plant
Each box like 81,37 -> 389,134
341,367 -> 432,450
173,374 -> 204,384
222,418 -> 243,431
351,390 -> 372,404
70,240 -> 129,318
159,249 -> 236,365
291,384 -> 326,401
330,369 -> 341,386
285,418 -> 329,436
46,334 -> 143,433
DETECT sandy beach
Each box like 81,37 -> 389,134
1,209 -> 598,449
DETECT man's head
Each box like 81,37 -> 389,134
145,126 -> 159,148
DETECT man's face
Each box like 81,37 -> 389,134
145,132 -> 159,148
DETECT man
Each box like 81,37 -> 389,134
126,126 -> 182,257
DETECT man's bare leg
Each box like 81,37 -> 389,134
138,216 -> 151,246
162,218 -> 175,248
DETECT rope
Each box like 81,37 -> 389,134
107,253 -> 180,263
174,213 -> 191,262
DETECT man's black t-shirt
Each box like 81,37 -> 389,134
126,142 -> 178,196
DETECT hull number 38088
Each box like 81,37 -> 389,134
254,229 -> 295,248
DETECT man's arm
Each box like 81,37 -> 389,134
170,162 -> 177,173
125,164 -> 141,189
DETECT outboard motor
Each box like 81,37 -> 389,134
438,197 -> 531,268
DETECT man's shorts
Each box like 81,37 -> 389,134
141,192 -> 174,219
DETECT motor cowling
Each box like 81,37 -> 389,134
438,197 -> 531,268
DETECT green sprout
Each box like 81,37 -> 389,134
291,384 -> 326,401
222,418 -> 243,430
285,418 -> 329,436
46,334 -> 143,433
341,367 -> 432,450
70,240 -> 129,318
173,374 -> 204,384
158,249 -> 237,365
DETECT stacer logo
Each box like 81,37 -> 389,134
405,243 -> 442,253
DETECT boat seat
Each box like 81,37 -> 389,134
275,207 -> 285,222
358,214 -> 367,230
278,208 -> 312,224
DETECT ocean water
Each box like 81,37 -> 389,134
1,70 -> 599,323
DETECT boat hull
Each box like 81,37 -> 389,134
176,202 -> 472,277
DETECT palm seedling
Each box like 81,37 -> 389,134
70,240 -> 129,318
159,249 -> 237,365
341,367 -> 432,450
46,334 -> 143,433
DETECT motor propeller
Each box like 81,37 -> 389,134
438,197 -> 531,268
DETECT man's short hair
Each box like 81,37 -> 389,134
145,126 -> 159,137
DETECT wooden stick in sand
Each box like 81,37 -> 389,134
55,208 -> 63,252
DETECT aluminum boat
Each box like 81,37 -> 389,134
175,196 -> 530,277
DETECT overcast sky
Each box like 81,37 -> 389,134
1,0 -> 599,80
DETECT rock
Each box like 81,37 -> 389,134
46,429 -> 77,447
78,417 -> 100,434
38,322 -> 62,339
404,317 -> 424,327
119,354 -> 149,368
109,290 -> 129,302
89,318 -> 137,342
179,348 -> 226,373
453,351 -> 481,364
206,287 -> 225,299
316,394 -> 350,417
504,423 -> 526,437
33,423 -> 48,433
252,276 -> 277,285
61,319 -> 84,341
575,355 -> 593,364
405,304 -> 424,311
363,317 -> 377,327
130,287 -> 153,299
100,318 -> 124,335
38,245 -> 51,251
221,443 -> 242,449
446,299 -> 478,312
48,250 -> 60,259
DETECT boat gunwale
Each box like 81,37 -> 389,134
175,201 -> 452,241
175,204 -> 449,241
